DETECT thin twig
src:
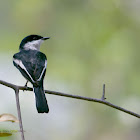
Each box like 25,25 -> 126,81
101,84 -> 106,100
0,80 -> 140,119
15,88 -> 25,140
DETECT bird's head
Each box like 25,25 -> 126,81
19,35 -> 50,51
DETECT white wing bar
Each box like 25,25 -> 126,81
13,58 -> 35,83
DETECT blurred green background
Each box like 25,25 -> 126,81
0,0 -> 140,140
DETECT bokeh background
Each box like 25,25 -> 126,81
0,0 -> 140,139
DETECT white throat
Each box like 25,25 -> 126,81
23,39 -> 44,51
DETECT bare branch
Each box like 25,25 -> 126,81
45,89 -> 140,118
15,88 -> 25,140
0,80 -> 140,119
0,80 -> 25,140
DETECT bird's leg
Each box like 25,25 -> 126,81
25,81 -> 28,87
23,81 -> 28,91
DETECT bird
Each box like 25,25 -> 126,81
13,35 -> 50,113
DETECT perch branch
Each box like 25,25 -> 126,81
0,80 -> 140,119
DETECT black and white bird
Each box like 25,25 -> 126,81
13,35 -> 50,113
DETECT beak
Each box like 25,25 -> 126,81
42,37 -> 50,40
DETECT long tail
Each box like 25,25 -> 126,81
33,84 -> 49,113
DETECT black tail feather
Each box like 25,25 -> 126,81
33,85 -> 49,113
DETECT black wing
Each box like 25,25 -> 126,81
13,50 -> 47,86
